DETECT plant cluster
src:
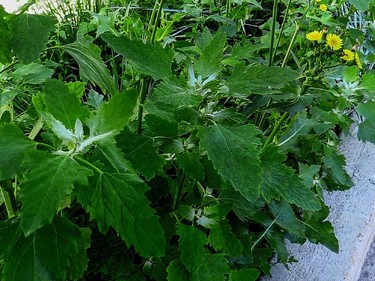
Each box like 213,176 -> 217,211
0,0 -> 374,280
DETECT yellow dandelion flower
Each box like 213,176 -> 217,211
320,4 -> 328,11
341,49 -> 355,61
355,53 -> 362,69
315,0 -> 322,2
306,31 -> 323,41
326,34 -> 343,50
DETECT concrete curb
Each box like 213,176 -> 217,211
263,131 -> 375,281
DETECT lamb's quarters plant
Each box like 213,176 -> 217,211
0,0 -> 374,280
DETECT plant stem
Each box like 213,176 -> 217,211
263,111 -> 289,148
150,0 -> 165,43
268,0 -> 279,66
137,78 -> 149,134
148,0 -> 159,33
0,60 -> 19,75
273,0 -> 292,61
226,0 -> 231,16
172,169 -> 185,211
281,21 -> 299,67
0,180 -> 18,218
251,214 -> 279,251
74,156 -> 104,174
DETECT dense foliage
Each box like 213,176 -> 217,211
0,0 -> 375,280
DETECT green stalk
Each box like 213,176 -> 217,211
74,156 -> 104,175
137,78 -> 148,134
251,214 -> 279,251
0,60 -> 19,75
268,0 -> 279,66
263,112 -> 288,148
262,85 -> 310,148
0,180 -> 18,218
273,0 -> 292,62
150,0 -> 165,43
281,21 -> 299,67
226,0 -> 231,16
172,169 -> 186,211
148,0 -> 159,33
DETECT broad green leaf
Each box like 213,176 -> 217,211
343,66 -> 358,83
12,63 -> 54,84
0,90 -> 18,107
88,11 -> 119,37
348,0 -> 372,11
86,89 -> 104,109
198,124 -> 262,201
20,152 -> 93,235
220,187 -> 264,220
176,152 -> 205,182
44,79 -> 89,130
195,31 -> 226,77
196,216 -> 217,229
102,34 -> 174,79
41,112 -> 75,145
98,142 -> 133,173
66,81 -> 86,99
12,14 -> 56,64
0,123 -> 36,180
64,34 -> 118,95
116,128 -> 165,180
0,7 -> 13,64
144,78 -> 203,122
357,102 -> 375,121
357,103 -> 375,143
278,113 -> 316,149
265,230 -> 289,264
0,217 -> 20,259
260,146 -> 321,210
323,145 -> 353,188
196,27 -> 212,50
362,74 -> 375,90
191,253 -> 229,281
0,217 -> 90,281
226,63 -> 299,95
145,114 -> 178,139
208,219 -> 242,256
268,199 -> 304,236
89,89 -> 139,135
299,163 -> 321,188
357,120 -> 375,143
229,268 -> 260,281
76,173 -> 166,258
177,224 -> 207,272
167,260 -> 192,281
305,205 -> 339,252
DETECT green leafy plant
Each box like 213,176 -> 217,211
0,0 -> 374,280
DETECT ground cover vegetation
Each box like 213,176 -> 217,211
0,0 -> 375,280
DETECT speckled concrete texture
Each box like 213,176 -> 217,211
359,238 -> 375,280
262,130 -> 375,281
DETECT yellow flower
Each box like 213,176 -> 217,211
315,0 -> 322,2
326,34 -> 343,50
320,4 -> 328,11
341,49 -> 354,61
355,53 -> 362,69
306,31 -> 323,41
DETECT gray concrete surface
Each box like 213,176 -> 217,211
263,129 -> 375,281
359,238 -> 375,280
